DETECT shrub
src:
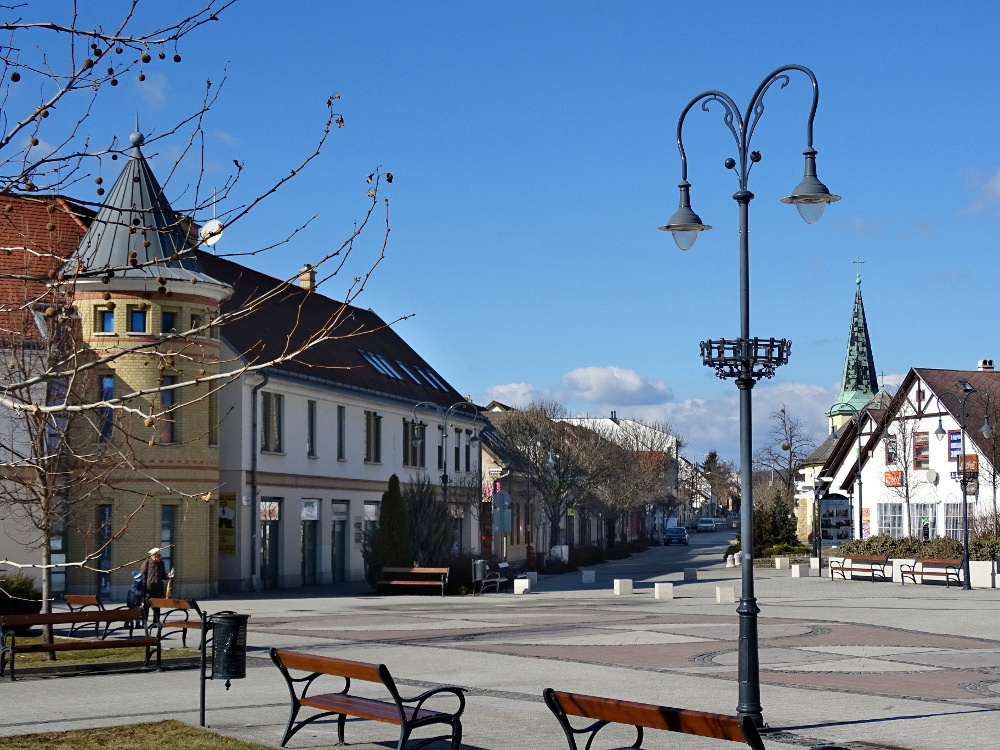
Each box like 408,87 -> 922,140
760,543 -> 811,557
569,545 -> 606,567
837,534 -> 970,560
969,537 -> 1000,562
0,572 -> 42,619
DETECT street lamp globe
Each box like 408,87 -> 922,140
659,180 -> 711,250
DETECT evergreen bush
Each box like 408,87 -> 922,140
367,474 -> 413,587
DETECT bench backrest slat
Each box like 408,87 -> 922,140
549,691 -> 748,743
273,649 -> 383,683
843,555 -> 887,562
1,608 -> 142,627
380,567 -> 448,574
147,597 -> 198,610
64,594 -> 103,607
914,558 -> 960,565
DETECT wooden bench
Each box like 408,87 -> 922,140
899,558 -> 962,587
269,648 -> 465,749
0,608 -> 160,681
829,555 -> 890,582
376,567 -> 449,596
148,597 -> 204,648
543,688 -> 766,749
63,594 -> 106,637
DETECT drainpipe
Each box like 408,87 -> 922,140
248,370 -> 269,591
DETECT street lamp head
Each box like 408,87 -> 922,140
411,424 -> 425,446
934,417 -> 947,442
780,148 -> 841,225
982,416 -> 994,441
659,180 -> 711,250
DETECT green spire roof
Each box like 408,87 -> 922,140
827,273 -> 878,418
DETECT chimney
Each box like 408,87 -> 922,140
298,264 -> 315,290
978,359 -> 995,372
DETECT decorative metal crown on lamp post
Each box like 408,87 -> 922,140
700,337 -> 791,381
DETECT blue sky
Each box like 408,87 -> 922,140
33,1 -> 1000,464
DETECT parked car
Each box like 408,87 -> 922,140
664,526 -> 689,545
697,518 -> 717,533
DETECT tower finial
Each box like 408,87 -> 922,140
853,255 -> 864,284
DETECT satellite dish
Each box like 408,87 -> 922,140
199,219 -> 224,246
926,469 -> 938,483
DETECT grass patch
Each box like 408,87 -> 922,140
0,720 -> 272,749
9,635 -> 197,668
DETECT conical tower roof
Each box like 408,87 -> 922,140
827,273 -> 878,418
69,131 -> 221,284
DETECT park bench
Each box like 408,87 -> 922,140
63,594 -> 107,637
829,554 -> 890,582
898,558 -> 962,587
269,648 -> 465,749
473,560 -> 511,594
543,689 -> 848,750
148,597 -> 205,648
0,608 -> 160,681
376,566 -> 449,596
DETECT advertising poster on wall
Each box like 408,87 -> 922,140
861,508 -> 870,539
820,496 -> 853,545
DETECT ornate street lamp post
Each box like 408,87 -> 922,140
660,65 -> 839,728
412,401 -> 482,506
934,382 -> 993,591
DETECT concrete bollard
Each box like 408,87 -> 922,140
581,569 -> 596,584
684,568 -> 698,582
774,556 -> 789,570
716,586 -> 736,604
725,554 -> 735,568
654,582 -> 674,600
810,557 -> 820,570
791,564 -> 807,578
514,578 -> 531,595
613,579 -> 633,596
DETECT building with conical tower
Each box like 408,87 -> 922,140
64,130 -> 230,599
796,266 -> 881,542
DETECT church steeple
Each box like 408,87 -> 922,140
827,261 -> 879,431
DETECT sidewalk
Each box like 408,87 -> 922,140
3,543 -> 999,749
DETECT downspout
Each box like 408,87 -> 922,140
249,370 -> 269,591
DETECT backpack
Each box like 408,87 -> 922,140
126,573 -> 145,608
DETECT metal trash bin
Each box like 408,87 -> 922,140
209,612 -> 250,680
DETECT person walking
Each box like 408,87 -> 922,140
140,547 -> 174,625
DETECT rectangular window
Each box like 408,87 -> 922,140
160,375 -> 178,444
945,504 -> 963,540
190,312 -> 203,332
306,400 -> 317,457
878,502 -> 903,538
97,504 -> 112,594
261,392 -> 284,452
909,503 -> 936,539
914,432 -> 929,470
364,410 -> 382,463
465,432 -> 472,473
160,505 -> 175,574
161,310 -> 177,334
885,436 -> 898,465
336,405 -> 346,460
403,420 -> 426,468
97,307 -> 115,333
99,374 -> 114,441
128,307 -> 147,333
437,426 -> 444,471
454,429 -> 461,473
207,390 -> 219,447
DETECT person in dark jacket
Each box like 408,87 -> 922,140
140,547 -> 174,624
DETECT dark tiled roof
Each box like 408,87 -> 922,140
914,367 -> 1000,456
195,250 -> 467,409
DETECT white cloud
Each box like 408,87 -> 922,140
561,366 -> 673,405
961,166 -> 1000,217
480,382 -> 551,408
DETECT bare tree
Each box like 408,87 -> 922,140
754,405 -> 816,501
702,450 -> 739,513
0,2 -> 393,603
881,401 -> 927,537
488,402 -> 609,548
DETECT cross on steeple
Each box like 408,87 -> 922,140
853,256 -> 864,282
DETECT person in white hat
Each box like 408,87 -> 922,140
139,547 -> 174,624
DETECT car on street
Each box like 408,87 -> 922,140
664,526 -> 689,545
697,518 -> 717,533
